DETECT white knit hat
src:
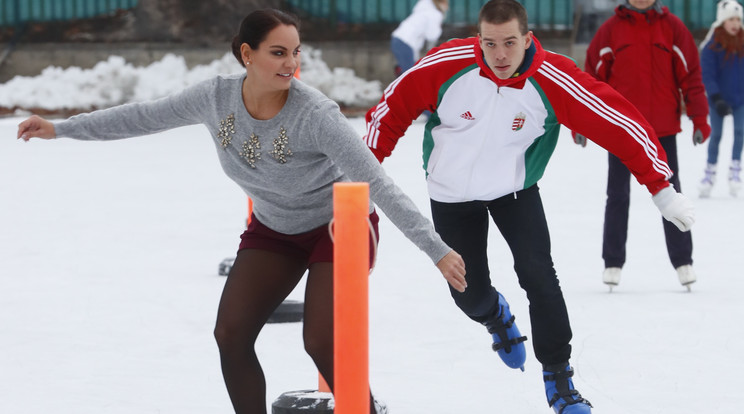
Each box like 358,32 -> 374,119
700,0 -> 744,49
716,0 -> 744,24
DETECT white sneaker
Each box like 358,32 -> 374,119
676,265 -> 697,290
603,267 -> 622,291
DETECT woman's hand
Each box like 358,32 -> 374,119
436,250 -> 467,292
17,115 -> 56,141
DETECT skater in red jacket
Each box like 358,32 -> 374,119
580,0 -> 711,290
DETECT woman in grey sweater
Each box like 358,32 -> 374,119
16,8 -> 466,414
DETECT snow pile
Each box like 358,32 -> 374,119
299,47 -> 382,107
0,45 -> 382,111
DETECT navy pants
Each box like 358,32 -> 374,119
390,36 -> 415,74
603,135 -> 693,269
707,102 -> 744,164
430,185 -> 572,366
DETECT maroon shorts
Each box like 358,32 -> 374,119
238,211 -> 380,267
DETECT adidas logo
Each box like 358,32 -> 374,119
460,111 -> 475,121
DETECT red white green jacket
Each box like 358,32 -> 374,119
364,35 -> 672,203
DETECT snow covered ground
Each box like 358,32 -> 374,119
1,52 -> 742,413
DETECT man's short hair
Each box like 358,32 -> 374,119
478,0 -> 529,35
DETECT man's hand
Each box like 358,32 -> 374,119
652,186 -> 695,231
572,132 -> 587,147
692,116 -> 711,145
693,129 -> 705,145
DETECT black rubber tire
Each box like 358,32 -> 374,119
271,389 -> 333,413
267,299 -> 304,324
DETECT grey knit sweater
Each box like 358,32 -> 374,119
54,74 -> 451,263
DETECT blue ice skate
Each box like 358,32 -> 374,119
484,292 -> 527,371
543,363 -> 592,414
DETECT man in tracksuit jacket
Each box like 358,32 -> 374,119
582,0 -> 711,289
363,1 -> 695,413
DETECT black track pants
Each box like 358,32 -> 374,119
430,185 -> 572,366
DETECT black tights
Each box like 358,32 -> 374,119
213,248 -> 376,413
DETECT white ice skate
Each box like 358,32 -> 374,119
729,161 -> 741,197
699,164 -> 716,198
676,265 -> 696,291
602,267 -> 622,292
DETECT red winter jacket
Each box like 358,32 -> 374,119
584,5 -> 709,138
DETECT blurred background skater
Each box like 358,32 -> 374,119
581,0 -> 710,290
390,0 -> 449,77
699,0 -> 744,198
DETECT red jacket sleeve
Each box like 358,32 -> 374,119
668,14 -> 709,122
537,54 -> 672,195
363,38 -> 476,162
363,74 -> 429,162
584,20 -> 614,82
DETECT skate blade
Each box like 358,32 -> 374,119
680,279 -> 695,292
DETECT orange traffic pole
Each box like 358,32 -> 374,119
246,197 -> 253,227
333,182 -> 370,414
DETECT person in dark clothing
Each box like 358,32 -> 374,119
579,0 -> 711,291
